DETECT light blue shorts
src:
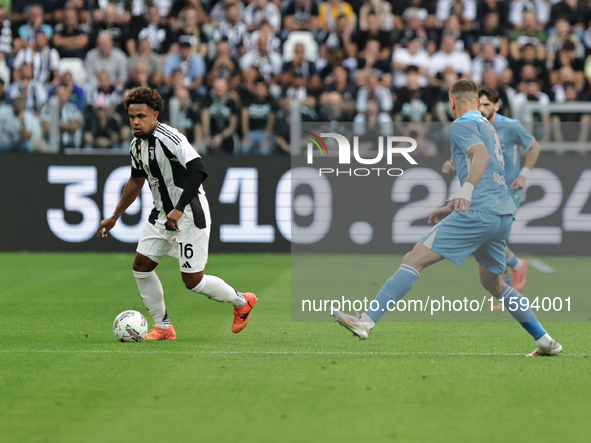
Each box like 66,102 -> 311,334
510,188 -> 524,210
420,210 -> 513,275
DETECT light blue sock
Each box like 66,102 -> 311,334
506,249 -> 519,268
503,270 -> 511,286
497,285 -> 546,340
365,264 -> 420,323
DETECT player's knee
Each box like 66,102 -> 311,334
182,272 -> 203,290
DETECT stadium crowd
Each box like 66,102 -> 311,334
1,0 -> 591,154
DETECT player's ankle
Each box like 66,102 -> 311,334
536,333 -> 552,348
513,258 -> 524,270
359,312 -> 376,330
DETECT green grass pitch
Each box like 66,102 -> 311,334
1,252 -> 590,442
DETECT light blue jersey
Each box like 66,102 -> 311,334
494,114 -> 535,185
450,110 -> 516,216
493,114 -> 535,208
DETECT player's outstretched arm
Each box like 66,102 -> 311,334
97,176 -> 146,237
511,139 -> 540,190
450,144 -> 490,214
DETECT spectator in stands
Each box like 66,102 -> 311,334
9,64 -> 48,113
320,14 -> 357,59
552,81 -> 590,144
90,3 -> 130,50
93,0 -> 131,24
514,79 -> 551,139
49,71 -> 84,110
211,4 -> 248,60
509,11 -> 547,61
428,35 -> 471,83
206,40 -> 238,87
13,29 -> 59,86
86,33 -> 128,88
210,0 -> 245,26
393,70 -> 433,122
283,0 -> 320,39
509,0 -> 549,29
163,40 -> 206,102
320,65 -> 357,120
319,0 -> 355,33
355,39 -> 391,87
0,79 -> 7,106
433,70 -> 459,121
546,17 -> 584,69
131,6 -> 177,56
17,4 -> 54,46
515,64 -> 541,92
244,0 -> 281,33
473,12 -> 509,58
392,37 -> 429,89
354,12 -> 392,59
169,0 -> 210,29
394,7 -> 434,53
0,6 -> 16,65
477,0 -> 509,35
551,66 -> 583,102
83,95 -> 121,150
129,37 -> 163,86
553,39 -> 585,75
200,78 -> 239,154
125,62 -> 156,91
354,70 -> 393,125
510,43 -> 549,87
436,0 -> 476,31
241,79 -> 278,155
0,97 -> 35,152
549,0 -> 586,34
160,86 -> 200,146
175,7 -> 208,58
41,85 -> 81,151
280,43 -> 321,91
239,31 -> 283,83
53,6 -> 89,59
280,70 -> 318,121
436,14 -> 471,53
471,43 -> 508,85
86,71 -> 121,112
359,0 -> 393,32
393,0 -> 436,30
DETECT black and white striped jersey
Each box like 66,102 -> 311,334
130,122 -> 207,231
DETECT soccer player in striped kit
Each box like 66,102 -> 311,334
97,87 -> 257,340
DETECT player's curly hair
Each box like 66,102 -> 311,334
124,87 -> 164,112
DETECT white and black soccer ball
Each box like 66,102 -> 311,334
113,310 -> 148,342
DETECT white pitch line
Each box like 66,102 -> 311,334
529,258 -> 555,273
0,349 -> 585,357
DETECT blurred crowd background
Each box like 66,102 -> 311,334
1,0 -> 591,155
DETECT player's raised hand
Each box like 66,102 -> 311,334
96,217 -> 117,237
510,176 -> 526,190
167,209 -> 183,231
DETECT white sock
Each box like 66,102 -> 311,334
536,333 -> 553,348
191,275 -> 246,308
359,312 -> 376,330
513,258 -> 524,270
133,270 -> 169,328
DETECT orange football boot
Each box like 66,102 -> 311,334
145,324 -> 177,340
512,258 -> 529,293
232,293 -> 257,333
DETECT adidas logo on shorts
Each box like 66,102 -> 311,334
182,261 -> 192,269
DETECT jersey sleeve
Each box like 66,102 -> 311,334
515,122 -> 535,149
130,141 -> 147,178
450,121 -> 485,155
158,128 -> 200,168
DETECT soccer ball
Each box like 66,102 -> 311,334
113,310 -> 148,342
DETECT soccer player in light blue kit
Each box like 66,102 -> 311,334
333,80 -> 562,357
443,87 -> 541,299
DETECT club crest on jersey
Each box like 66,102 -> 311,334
149,145 -> 155,160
